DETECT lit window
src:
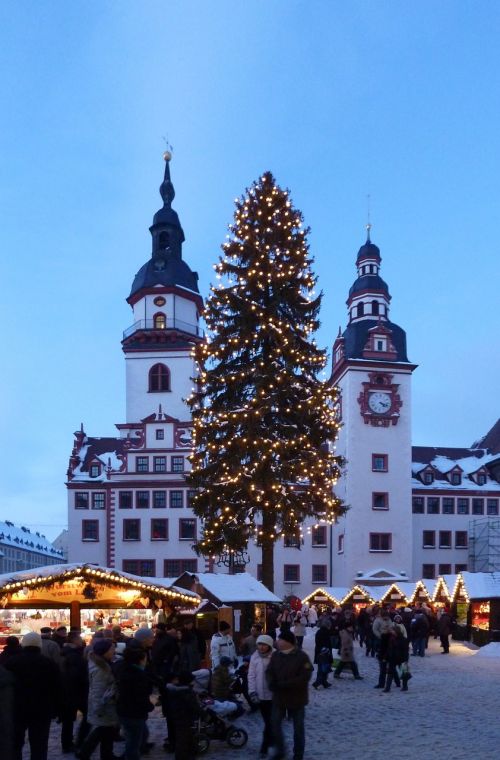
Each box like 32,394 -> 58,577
149,363 -> 170,392
153,312 -> 166,329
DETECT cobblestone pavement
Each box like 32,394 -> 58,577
25,632 -> 500,760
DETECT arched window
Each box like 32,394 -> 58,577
149,363 -> 170,392
356,302 -> 364,318
153,312 -> 166,329
159,231 -> 169,249
371,300 -> 379,316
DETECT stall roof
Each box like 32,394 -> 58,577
302,587 -> 350,605
461,571 -> 500,600
176,572 -> 281,604
0,563 -> 200,604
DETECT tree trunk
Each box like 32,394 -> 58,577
261,510 -> 275,592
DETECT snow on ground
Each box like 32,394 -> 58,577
474,641 -> 500,658
27,629 -> 500,760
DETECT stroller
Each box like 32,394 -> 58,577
193,702 -> 248,754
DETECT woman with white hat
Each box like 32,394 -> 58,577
248,634 -> 274,758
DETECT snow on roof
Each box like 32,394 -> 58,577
461,571 -> 500,600
189,572 -> 281,603
411,447 -> 500,491
304,587 -> 350,604
0,521 -> 64,559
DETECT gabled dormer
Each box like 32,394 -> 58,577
419,465 -> 435,485
447,465 -> 463,486
471,467 -> 488,486
362,321 -> 398,360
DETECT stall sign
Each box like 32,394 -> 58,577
390,593 -> 401,600
314,596 -> 328,602
9,579 -> 141,605
353,594 -> 365,600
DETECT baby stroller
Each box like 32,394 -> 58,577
193,701 -> 248,754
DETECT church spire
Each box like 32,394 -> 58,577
159,150 -> 175,207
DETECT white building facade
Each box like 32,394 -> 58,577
67,160 -> 500,599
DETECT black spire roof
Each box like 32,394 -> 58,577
128,154 -> 199,301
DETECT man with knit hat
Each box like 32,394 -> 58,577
266,630 -> 313,760
5,631 -> 62,760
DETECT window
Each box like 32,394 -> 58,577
179,519 -> 196,540
457,498 -> 469,515
284,565 -> 300,583
170,491 -> 183,509
439,564 -> 452,575
136,457 -> 149,473
423,471 -> 434,485
153,456 -> 167,473
123,519 -> 141,541
153,491 -> 166,509
172,456 -> 184,473
158,232 -> 169,249
153,312 -> 166,329
257,564 -> 263,582
376,338 -> 386,351
455,564 -> 468,573
372,493 -> 389,511
119,491 -> 133,509
450,472 -> 462,485
439,531 -> 452,549
136,491 -> 150,509
163,559 -> 197,577
90,464 -> 100,478
284,534 -> 301,548
338,534 -> 344,553
122,560 -> 155,577
312,525 -> 327,546
356,302 -> 364,318
422,564 -> 435,579
75,492 -> 89,509
82,520 -> 99,541
472,498 -> 484,516
442,498 -> 454,515
149,363 -> 170,392
477,473 -> 487,486
369,533 -> 392,552
92,493 -> 105,510
151,519 -> 168,541
156,429 -> 164,440
372,300 -> 380,316
423,530 -> 435,548
427,497 -> 440,515
412,497 -> 424,514
372,454 -> 388,472
187,490 -> 197,507
487,499 -> 499,516
455,531 -> 468,549
312,565 -> 327,584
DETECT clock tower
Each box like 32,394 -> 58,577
330,229 -> 417,586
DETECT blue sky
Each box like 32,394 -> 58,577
1,1 -> 499,540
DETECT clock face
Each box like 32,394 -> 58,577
368,391 -> 391,414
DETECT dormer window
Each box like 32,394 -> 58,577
423,471 -> 434,485
450,472 -> 462,486
477,472 -> 487,486
153,312 -> 166,329
89,464 -> 100,478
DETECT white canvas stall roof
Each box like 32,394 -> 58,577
0,563 -> 199,603
441,574 -> 459,598
461,571 -> 500,600
188,572 -> 281,603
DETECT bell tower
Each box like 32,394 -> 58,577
330,228 -> 417,586
122,153 -> 203,423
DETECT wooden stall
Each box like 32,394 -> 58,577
341,585 -> 374,612
301,587 -> 349,612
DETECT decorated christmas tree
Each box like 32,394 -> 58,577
187,172 -> 344,591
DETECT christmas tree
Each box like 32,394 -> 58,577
187,172 -> 344,591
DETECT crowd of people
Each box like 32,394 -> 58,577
0,601 -> 454,760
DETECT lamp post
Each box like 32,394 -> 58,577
216,547 -> 250,575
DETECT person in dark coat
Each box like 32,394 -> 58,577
164,671 -> 203,760
438,609 -> 453,654
5,631 -> 61,760
312,620 -> 332,689
382,627 -> 410,692
266,631 -> 313,760
60,631 -> 89,753
116,645 -> 154,760
0,663 -> 15,760
333,623 -> 363,680
52,626 -> 68,650
410,611 -> 429,657
0,635 -> 21,665
151,623 -> 179,682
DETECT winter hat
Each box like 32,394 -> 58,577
256,634 -> 274,649
21,632 -> 42,649
219,621 -> 231,632
40,626 -> 52,635
93,638 -> 114,656
134,627 -> 154,643
278,630 -> 296,646
394,614 -> 403,623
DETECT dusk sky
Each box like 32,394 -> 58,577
1,2 -> 499,540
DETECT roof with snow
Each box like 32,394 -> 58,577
460,571 -> 500,600
0,521 -> 64,560
412,446 -> 500,490
175,572 -> 281,604
303,586 -> 350,604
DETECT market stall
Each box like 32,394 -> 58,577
0,563 -> 200,633
455,572 -> 500,646
301,587 -> 350,611
340,585 -> 374,612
